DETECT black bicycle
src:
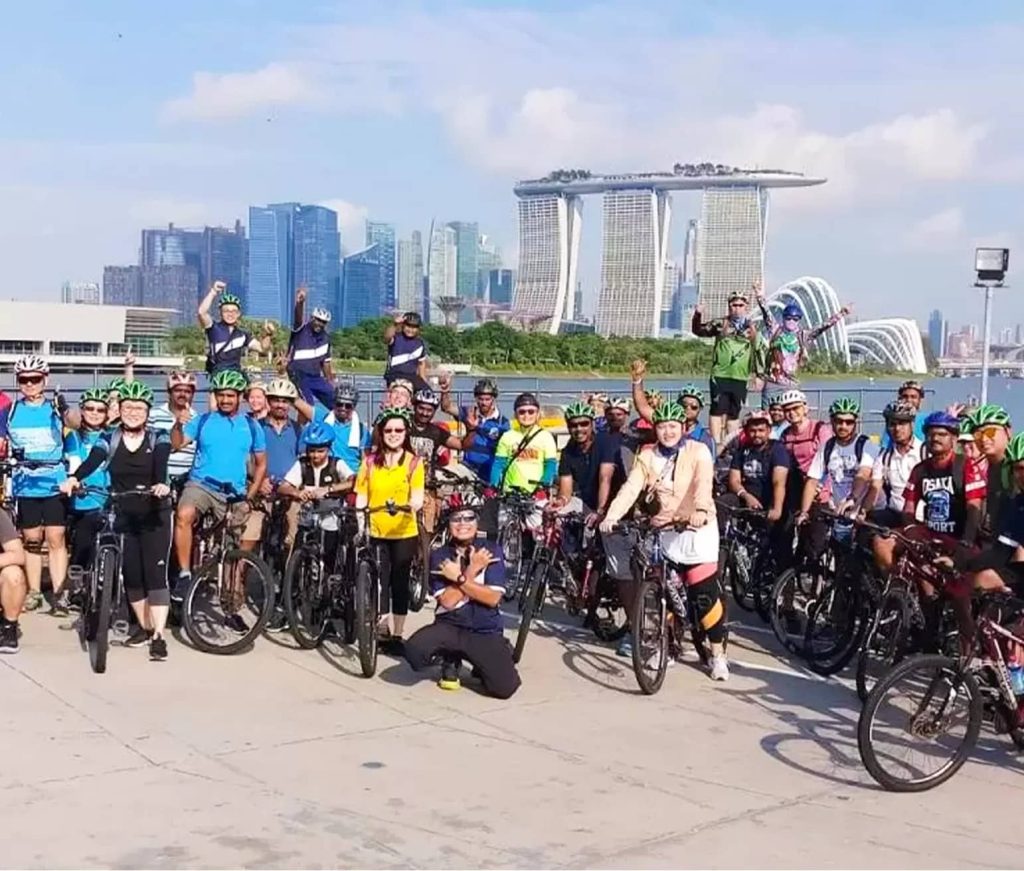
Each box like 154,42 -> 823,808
497,491 -> 539,602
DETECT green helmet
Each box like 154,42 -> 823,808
1005,432 -> 1024,464
652,400 -> 686,423
374,405 -> 412,428
80,387 -> 108,406
828,396 -> 861,418
563,401 -> 595,422
210,369 -> 248,392
106,376 -> 127,396
961,403 -> 1011,433
677,384 -> 705,407
118,381 -> 154,406
219,292 -> 242,308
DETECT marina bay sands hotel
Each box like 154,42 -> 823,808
512,165 -> 825,337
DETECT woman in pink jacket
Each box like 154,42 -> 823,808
601,400 -> 729,681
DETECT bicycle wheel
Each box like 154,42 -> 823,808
586,576 -> 628,642
631,579 -> 668,695
354,559 -> 378,677
768,568 -> 817,654
182,549 -> 274,655
856,588 -> 913,702
498,523 -> 523,601
407,551 -> 427,613
802,579 -> 866,676
513,560 -> 548,664
725,546 -> 755,612
89,547 -> 117,674
282,547 -> 329,650
858,654 -> 982,792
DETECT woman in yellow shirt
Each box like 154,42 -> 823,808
355,407 -> 425,647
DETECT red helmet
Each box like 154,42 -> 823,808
446,491 -> 483,514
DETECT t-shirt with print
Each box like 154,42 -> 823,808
64,428 -> 110,511
902,454 -> 986,538
430,541 -> 507,634
409,422 -> 449,475
730,440 -> 790,507
807,437 -> 876,506
0,400 -> 67,497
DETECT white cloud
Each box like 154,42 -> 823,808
903,207 -> 965,250
161,62 -> 322,122
319,198 -> 369,255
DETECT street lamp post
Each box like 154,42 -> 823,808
974,247 -> 1010,406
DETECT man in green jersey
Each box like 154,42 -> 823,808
691,283 -> 760,447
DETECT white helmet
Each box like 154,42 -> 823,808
167,370 -> 197,390
14,354 -> 48,376
266,378 -> 298,400
776,389 -> 807,407
608,396 -> 631,411
311,306 -> 332,323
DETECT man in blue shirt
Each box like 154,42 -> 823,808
305,383 -> 371,471
0,355 -> 78,614
438,374 -> 510,482
197,281 -> 274,377
403,496 -> 520,698
383,312 -> 428,387
170,369 -> 267,610
287,286 -> 335,409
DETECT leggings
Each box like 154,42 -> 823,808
69,510 -> 104,571
670,561 -> 728,645
373,535 -> 418,617
118,510 -> 172,607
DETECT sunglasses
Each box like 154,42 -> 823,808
682,401 -> 700,411
832,417 -> 857,426
334,401 -> 355,409
382,426 -> 406,435
568,420 -> 591,430
449,511 -> 478,524
18,376 -> 43,385
517,407 -> 539,415
82,404 -> 107,414
973,425 -> 1004,441
729,302 -> 746,308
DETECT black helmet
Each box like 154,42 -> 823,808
333,383 -> 359,405
403,312 -> 422,327
473,378 -> 498,397
514,392 -> 540,410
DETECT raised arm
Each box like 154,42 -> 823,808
383,314 -> 402,346
630,359 -> 655,423
438,371 -> 458,418
197,281 -> 224,330
807,305 -> 852,342
292,286 -> 307,331
690,304 -> 719,338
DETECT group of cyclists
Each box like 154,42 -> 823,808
1,281 -> 1022,720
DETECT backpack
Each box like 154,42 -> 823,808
821,434 -> 869,480
193,412 -> 260,453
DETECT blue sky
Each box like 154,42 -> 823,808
3,0 -> 1023,329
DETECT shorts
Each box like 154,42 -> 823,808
709,377 -> 747,420
17,495 -> 67,529
179,481 -> 248,529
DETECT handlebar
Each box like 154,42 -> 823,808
78,485 -> 170,500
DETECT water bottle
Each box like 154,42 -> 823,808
1008,651 -> 1024,696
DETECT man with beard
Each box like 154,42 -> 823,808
438,374 -> 510,483
287,286 -> 335,408
304,383 -> 370,473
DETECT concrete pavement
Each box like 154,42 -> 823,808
2,599 -> 1023,869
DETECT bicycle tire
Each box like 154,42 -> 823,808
802,581 -> 866,676
858,654 -> 982,792
725,547 -> 755,612
90,547 -> 117,674
355,559 -> 378,677
407,552 -> 427,613
768,568 -> 809,654
513,559 -> 547,664
631,579 -> 668,695
586,578 -> 628,642
856,588 -> 913,702
282,548 -> 329,650
182,549 -> 274,655
498,523 -> 523,601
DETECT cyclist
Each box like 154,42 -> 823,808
385,377 -> 415,410
766,395 -> 788,439
409,388 -> 463,473
690,283 -> 759,447
600,401 -> 729,681
383,311 -> 428,387
105,376 -> 127,427
960,404 -> 1013,535
588,392 -> 609,431
403,493 -> 521,698
355,407 -> 425,649
727,410 -> 789,521
169,369 -> 268,613
0,506 -> 28,653
245,380 -> 269,422
554,401 -> 614,516
778,389 -> 831,514
197,281 -> 274,377
0,354 -> 76,614
148,371 -> 198,486
306,383 -> 370,472
60,382 -> 173,660
64,387 -> 111,581
439,374 -> 510,483
880,379 -> 928,448
287,286 -> 335,408
490,393 -> 558,494
603,396 -> 630,436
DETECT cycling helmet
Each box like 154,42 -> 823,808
246,380 -> 267,396
79,387 -> 108,406
782,304 -> 803,320
302,421 -> 335,449
677,384 -> 705,407
375,406 -> 412,427
513,392 -> 540,410
777,389 -> 807,407
828,396 -> 861,418
106,376 -> 127,396
923,410 -> 960,433
473,378 -> 498,397
334,382 -> 359,404
118,381 -> 154,406
210,369 -> 248,392
413,388 -> 440,408
403,312 -> 423,327
266,378 -> 298,400
389,377 -> 414,395
883,400 -> 917,423
563,401 -> 595,422
728,290 -> 749,304
961,403 -> 1011,433
14,354 -> 49,376
608,396 -> 631,411
899,379 -> 925,396
167,370 -> 197,391
218,292 -> 242,308
311,306 -> 332,323
743,410 -> 772,428
644,389 -> 664,404
588,392 -> 609,404
652,400 -> 686,423
445,491 -> 484,514
1005,432 -> 1024,464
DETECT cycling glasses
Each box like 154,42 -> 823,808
973,425 -> 1005,442
449,511 -> 478,524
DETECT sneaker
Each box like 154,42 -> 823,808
710,654 -> 730,682
23,590 -> 44,612
265,608 -> 289,634
171,573 -> 191,604
149,635 -> 168,661
224,613 -> 249,634
616,635 -> 633,657
0,621 -> 19,654
438,660 -> 461,691
124,626 -> 152,648
50,589 -> 71,618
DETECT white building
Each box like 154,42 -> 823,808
396,231 -> 424,314
696,186 -> 767,321
427,223 -> 457,324
61,281 -> 102,305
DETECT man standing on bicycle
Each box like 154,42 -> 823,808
170,369 -> 268,616
404,493 -> 521,698
287,286 -> 335,408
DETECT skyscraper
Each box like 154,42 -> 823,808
476,235 -> 502,299
248,203 -> 298,322
696,186 -> 766,319
927,309 -> 944,357
366,222 -> 397,309
489,269 -> 514,307
396,231 -> 424,313
140,224 -> 202,304
202,222 -> 247,301
294,205 -> 341,319
140,266 -> 199,325
447,221 -> 478,322
427,223 -> 457,324
661,261 -> 681,331
103,267 -> 142,307
61,282 -> 101,304
340,245 -> 383,327
594,190 -> 671,337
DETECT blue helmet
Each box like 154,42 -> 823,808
302,421 -> 335,449
782,304 -> 803,320
923,411 -> 960,433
